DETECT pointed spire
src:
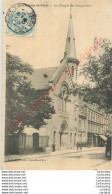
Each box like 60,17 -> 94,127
70,6 -> 72,18
64,7 -> 76,62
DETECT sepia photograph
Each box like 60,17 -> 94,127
2,0 -> 112,170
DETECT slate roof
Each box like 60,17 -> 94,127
30,67 -> 58,89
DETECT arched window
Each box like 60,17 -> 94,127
61,120 -> 68,132
60,84 -> 69,112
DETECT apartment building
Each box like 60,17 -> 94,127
87,104 -> 108,147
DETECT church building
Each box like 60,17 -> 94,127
17,11 -> 108,154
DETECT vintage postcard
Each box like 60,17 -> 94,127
2,0 -> 112,170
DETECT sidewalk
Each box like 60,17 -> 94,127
95,160 -> 112,170
5,147 -> 105,162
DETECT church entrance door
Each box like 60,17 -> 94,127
60,121 -> 69,147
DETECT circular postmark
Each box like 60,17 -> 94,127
5,3 -> 36,34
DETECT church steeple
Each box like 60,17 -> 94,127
64,8 -> 79,65
50,8 -> 79,84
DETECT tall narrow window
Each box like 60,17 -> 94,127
65,100 -> 67,112
71,66 -> 74,77
60,84 -> 69,112
70,133 -> 72,143
62,97 -> 64,111
76,68 -> 77,79
53,131 -> 56,143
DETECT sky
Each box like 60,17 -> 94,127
4,0 -> 112,70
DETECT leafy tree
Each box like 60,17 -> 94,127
6,52 -> 32,132
5,53 -> 55,154
76,39 -> 112,113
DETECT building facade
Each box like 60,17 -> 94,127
107,114 -> 112,136
87,104 -> 108,147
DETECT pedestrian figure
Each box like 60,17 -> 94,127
80,143 -> 82,150
76,142 -> 79,150
52,143 -> 55,152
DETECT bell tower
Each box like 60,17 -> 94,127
63,8 -> 79,83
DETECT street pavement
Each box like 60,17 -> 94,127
3,147 -> 112,170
